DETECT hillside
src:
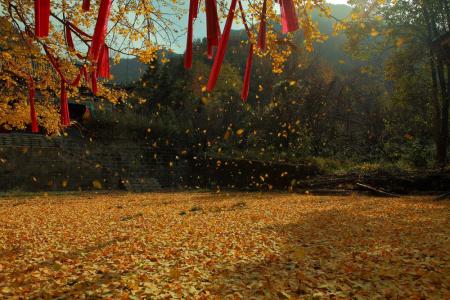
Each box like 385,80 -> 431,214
110,4 -> 352,85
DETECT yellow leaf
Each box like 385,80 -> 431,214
200,97 -> 209,105
395,37 -> 405,48
92,180 -> 102,189
292,248 -> 306,260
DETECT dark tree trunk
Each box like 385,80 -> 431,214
423,1 -> 449,167
439,64 -> 450,167
435,59 -> 449,166
428,52 -> 442,163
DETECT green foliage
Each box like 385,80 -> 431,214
102,3 -> 448,173
344,0 -> 450,167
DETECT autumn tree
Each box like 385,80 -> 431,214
0,17 -> 60,133
1,0 -> 333,134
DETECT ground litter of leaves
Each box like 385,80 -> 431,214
0,192 -> 449,299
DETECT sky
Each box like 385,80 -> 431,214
168,0 -> 350,53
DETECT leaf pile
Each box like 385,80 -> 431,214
0,193 -> 449,298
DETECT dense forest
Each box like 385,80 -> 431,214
102,3 -> 449,174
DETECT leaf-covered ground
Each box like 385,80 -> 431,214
0,192 -> 449,299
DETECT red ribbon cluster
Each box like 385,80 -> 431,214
185,0 -> 221,68
33,0 -> 112,129
185,0 -> 299,102
88,0 -> 112,62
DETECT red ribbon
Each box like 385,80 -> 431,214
257,0 -> 267,50
71,72 -> 81,87
28,77 -> 39,133
82,0 -> 91,11
241,44 -> 254,102
89,0 -> 112,62
280,0 -> 299,33
184,0 -> 199,69
207,0 -> 238,92
238,0 -> 254,102
97,44 -> 110,78
34,0 -> 50,37
205,0 -> 221,59
60,81 -> 70,126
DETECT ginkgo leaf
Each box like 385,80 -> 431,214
0,193 -> 448,298
92,180 -> 102,189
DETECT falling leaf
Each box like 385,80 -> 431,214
223,130 -> 231,140
92,180 -> 102,189
396,37 -> 405,48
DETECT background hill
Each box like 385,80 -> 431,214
110,4 -> 353,85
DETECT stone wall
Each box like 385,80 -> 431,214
0,134 -> 188,192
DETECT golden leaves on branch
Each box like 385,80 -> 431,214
251,0 -> 330,73
2,0 -> 341,132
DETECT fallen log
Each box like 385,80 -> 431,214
356,183 -> 401,198
434,192 -> 450,201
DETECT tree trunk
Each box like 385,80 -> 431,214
438,64 -> 450,167
436,59 -> 449,166
423,1 -> 449,167
429,52 -> 442,161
